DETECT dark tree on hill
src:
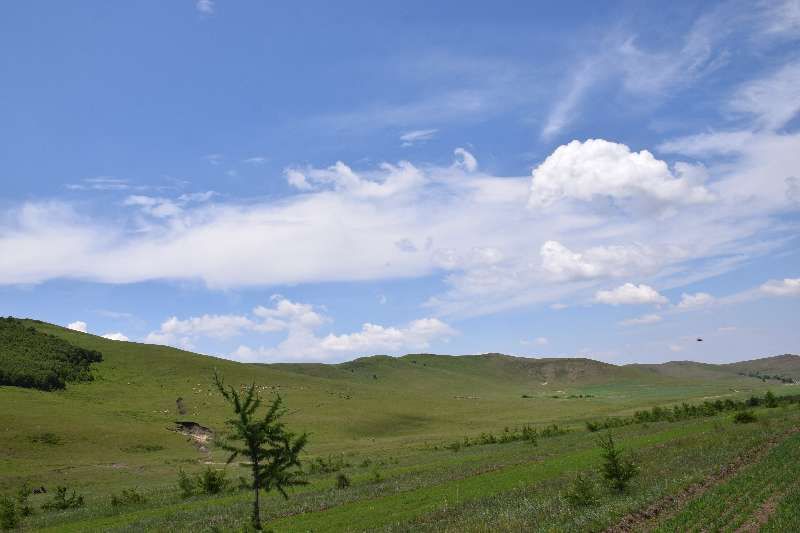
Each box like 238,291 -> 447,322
213,372 -> 307,530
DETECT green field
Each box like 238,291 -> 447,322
2,319 -> 799,531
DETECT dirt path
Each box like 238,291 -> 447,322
733,492 -> 782,533
604,426 -> 800,533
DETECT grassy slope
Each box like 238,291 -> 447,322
2,319 -> 799,530
724,354 -> 800,380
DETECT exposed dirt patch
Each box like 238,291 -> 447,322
172,421 -> 214,453
605,426 -> 800,533
734,493 -> 782,533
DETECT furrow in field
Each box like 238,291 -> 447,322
604,425 -> 800,533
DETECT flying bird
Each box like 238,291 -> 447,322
696,338 -> 703,342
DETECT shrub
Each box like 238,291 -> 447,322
598,433 -> 638,493
565,473 -> 599,507
733,410 -> 757,424
0,497 -> 18,531
15,484 -> 32,517
28,432 -> 62,446
197,467 -> 228,495
335,473 -> 351,489
110,488 -> 147,507
177,469 -> 195,498
371,469 -> 383,483
765,391 -> 778,408
41,486 -> 84,511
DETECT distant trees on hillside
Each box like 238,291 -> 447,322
0,317 -> 102,391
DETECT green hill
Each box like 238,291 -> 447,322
724,354 -> 800,381
0,317 -> 102,390
1,318 -> 798,497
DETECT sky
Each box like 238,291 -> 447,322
1,0 -> 799,365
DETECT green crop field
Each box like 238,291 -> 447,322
1,319 -> 799,531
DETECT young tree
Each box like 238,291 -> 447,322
598,432 -> 638,493
214,372 -> 308,530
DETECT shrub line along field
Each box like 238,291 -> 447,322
1,318 -> 799,531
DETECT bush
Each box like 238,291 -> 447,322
177,469 -> 195,498
110,488 -> 147,507
734,410 -> 757,424
0,497 -> 18,531
598,433 -> 638,493
28,432 -> 62,446
198,467 -> 228,495
41,486 -> 84,511
308,454 -> 349,474
335,473 -> 351,489
765,391 -> 778,408
565,473 -> 599,507
15,484 -> 32,518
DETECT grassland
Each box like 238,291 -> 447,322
1,319 -> 799,531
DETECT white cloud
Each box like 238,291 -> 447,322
284,160 -> 424,198
540,240 -> 664,281
243,156 -> 268,165
67,321 -> 88,333
66,177 -> 129,191
677,292 -> 715,309
102,332 -> 129,341
196,0 -> 214,14
619,314 -> 662,326
124,195 -> 182,218
760,278 -> 800,296
400,129 -> 437,146
453,148 -> 478,172
595,283 -> 668,305
145,297 -> 454,362
730,60 -> 800,131
319,318 -> 455,353
521,336 -> 549,346
529,139 -> 714,211
145,314 -> 254,346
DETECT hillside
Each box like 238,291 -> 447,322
725,354 -> 800,381
0,317 -> 103,390
1,318 -> 798,497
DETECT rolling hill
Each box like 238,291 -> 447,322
1,317 -> 798,498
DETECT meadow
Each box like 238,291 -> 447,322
1,319 -> 799,531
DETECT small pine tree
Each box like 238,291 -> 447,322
598,432 -> 638,493
214,372 -> 308,530
764,391 -> 778,408
565,472 -> 599,507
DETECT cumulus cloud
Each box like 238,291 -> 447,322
453,148 -> 478,172
67,321 -> 88,333
540,240 -> 663,281
619,314 -> 662,326
0,135 -> 793,320
319,318 -> 455,353
760,278 -> 800,296
124,196 -> 183,218
145,297 -> 455,362
284,160 -> 425,197
594,283 -> 668,305
102,332 -> 129,341
529,139 -> 714,210
677,292 -> 715,309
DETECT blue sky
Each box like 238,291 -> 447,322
1,0 -> 799,364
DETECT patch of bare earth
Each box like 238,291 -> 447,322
733,493 -> 782,533
172,421 -> 214,454
605,426 -> 800,533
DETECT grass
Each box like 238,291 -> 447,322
1,319 -> 799,531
